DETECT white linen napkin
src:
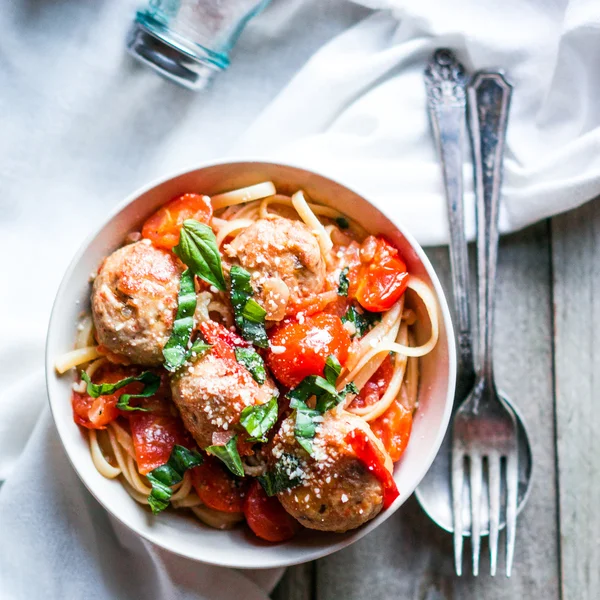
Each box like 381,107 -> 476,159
1,0 -> 599,597
235,0 -> 600,245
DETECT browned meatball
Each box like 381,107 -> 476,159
171,351 -> 278,449
91,240 -> 183,366
224,217 -> 326,321
271,411 -> 387,532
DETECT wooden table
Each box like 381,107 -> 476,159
272,200 -> 599,600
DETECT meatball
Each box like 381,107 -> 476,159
224,217 -> 326,321
271,411 -> 388,533
91,239 -> 183,366
171,351 -> 278,449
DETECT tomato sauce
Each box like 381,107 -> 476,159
345,429 -> 399,509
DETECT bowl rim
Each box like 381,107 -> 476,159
45,158 -> 456,569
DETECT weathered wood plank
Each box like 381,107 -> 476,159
314,222 -> 559,599
552,199 -> 600,600
272,563 -> 314,600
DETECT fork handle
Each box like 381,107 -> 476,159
425,49 -> 475,383
468,72 -> 512,384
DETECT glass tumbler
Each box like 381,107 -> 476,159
127,0 -> 271,91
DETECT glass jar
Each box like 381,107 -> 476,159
127,0 -> 271,91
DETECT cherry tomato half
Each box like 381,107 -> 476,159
191,458 -> 249,513
243,481 -> 300,542
350,354 -> 394,410
266,313 -> 351,388
130,413 -> 190,474
199,319 -> 249,361
355,237 -> 409,312
142,193 -> 213,250
369,399 -> 413,463
72,365 -> 142,430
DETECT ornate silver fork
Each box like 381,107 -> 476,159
451,71 -> 519,577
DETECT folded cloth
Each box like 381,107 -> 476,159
0,405 -> 282,599
2,0 -> 600,598
0,0 -> 365,597
234,0 -> 600,245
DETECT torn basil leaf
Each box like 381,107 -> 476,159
290,399 -> 321,455
146,445 -> 203,514
229,265 -> 268,348
173,219 -> 226,291
341,305 -> 381,338
335,216 -> 349,230
288,372 -> 358,453
81,371 -> 160,412
324,355 -> 341,386
162,269 -> 197,371
240,396 -> 278,442
337,267 -> 350,296
185,340 -> 212,361
205,435 -> 244,477
258,454 -> 303,496
241,298 -> 267,323
234,347 -> 266,384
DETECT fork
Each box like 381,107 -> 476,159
451,71 -> 519,577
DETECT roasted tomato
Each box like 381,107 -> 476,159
350,355 -> 394,410
355,237 -> 409,312
191,458 -> 249,513
141,193 -> 212,250
243,481 -> 300,542
199,319 -> 249,361
345,429 -> 399,509
370,400 -> 413,462
130,413 -> 190,474
72,365 -> 143,429
266,313 -> 351,388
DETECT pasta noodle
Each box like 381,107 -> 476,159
55,346 -> 101,374
211,182 -> 276,210
291,190 -> 333,257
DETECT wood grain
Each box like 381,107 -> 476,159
301,222 -> 559,600
552,199 -> 600,600
272,563 -> 314,600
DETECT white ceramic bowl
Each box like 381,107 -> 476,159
46,160 -> 456,570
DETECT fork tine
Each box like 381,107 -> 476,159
488,453 -> 501,576
451,449 -> 465,576
469,454 -> 483,576
505,450 -> 518,577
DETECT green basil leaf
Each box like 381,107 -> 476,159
205,435 -> 244,477
185,340 -> 212,361
341,305 -> 381,337
81,371 -> 160,412
337,267 -> 350,296
342,382 -> 359,396
241,298 -> 267,323
162,269 -> 197,372
173,219 -> 226,291
229,265 -> 269,348
146,445 -> 203,514
234,347 -> 266,384
288,375 -> 338,405
289,372 -> 359,451
324,355 -> 342,386
335,216 -> 350,230
229,265 -> 253,301
292,400 -> 321,455
235,317 -> 269,348
258,454 -> 303,496
240,396 -> 278,442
